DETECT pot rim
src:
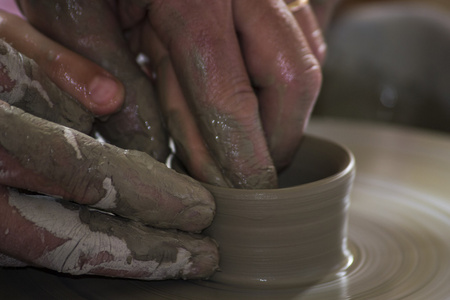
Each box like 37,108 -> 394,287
202,134 -> 356,195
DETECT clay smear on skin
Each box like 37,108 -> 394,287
7,191 -> 192,279
93,177 -> 117,210
200,110 -> 277,189
0,43 -> 53,108
63,128 -> 82,160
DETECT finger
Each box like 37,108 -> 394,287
18,1 -> 169,161
147,1 -> 277,189
0,38 -> 94,133
234,0 -> 322,170
141,22 -> 229,187
0,187 -> 218,280
0,101 -> 214,232
0,10 -> 124,116
286,0 -> 327,64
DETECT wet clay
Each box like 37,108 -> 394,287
0,39 -> 93,133
0,101 -> 214,232
5,188 -> 218,280
171,135 -> 354,289
202,135 -> 355,289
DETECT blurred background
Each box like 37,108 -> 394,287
315,0 -> 450,133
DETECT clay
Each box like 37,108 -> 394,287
202,135 -> 355,289
170,134 -> 354,290
0,39 -> 93,133
4,187 -> 218,280
0,101 -> 214,232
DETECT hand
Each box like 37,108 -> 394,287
8,2 -> 170,163
16,0 -> 336,189
0,100 -> 218,280
0,13 -> 218,280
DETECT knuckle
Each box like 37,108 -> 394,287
148,2 -> 194,44
0,10 -> 15,30
148,1 -> 227,50
299,54 -> 322,83
283,54 -> 322,102
217,80 -> 258,115
315,38 -> 328,64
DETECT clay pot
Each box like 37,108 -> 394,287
202,135 -> 355,289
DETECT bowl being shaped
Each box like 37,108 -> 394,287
203,135 -> 355,289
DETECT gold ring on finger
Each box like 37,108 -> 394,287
287,0 -> 309,13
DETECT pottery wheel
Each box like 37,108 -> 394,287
1,118 -> 450,300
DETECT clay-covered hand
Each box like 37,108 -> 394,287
0,101 -> 218,280
0,13 -> 218,279
17,0 -> 332,189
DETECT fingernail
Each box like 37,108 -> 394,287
182,238 -> 219,280
88,75 -> 120,106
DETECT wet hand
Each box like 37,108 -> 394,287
135,0 -> 326,188
17,0 -> 332,189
